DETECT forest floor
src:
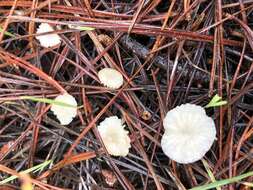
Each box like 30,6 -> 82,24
0,1 -> 252,190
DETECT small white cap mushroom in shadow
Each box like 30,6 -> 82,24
97,116 -> 131,156
36,23 -> 61,47
50,93 -> 77,125
161,103 -> 216,164
98,68 -> 123,89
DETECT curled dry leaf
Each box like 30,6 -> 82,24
101,169 -> 117,187
0,141 -> 14,157
97,34 -> 113,46
141,110 -> 152,120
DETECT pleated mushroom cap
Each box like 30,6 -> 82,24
161,104 -> 216,164
98,68 -> 123,89
36,23 -> 61,47
50,93 -> 77,125
97,116 -> 131,156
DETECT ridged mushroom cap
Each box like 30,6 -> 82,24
36,23 -> 61,47
98,68 -> 123,89
161,103 -> 216,164
50,93 -> 77,125
97,116 -> 131,156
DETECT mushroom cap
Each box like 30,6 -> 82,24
97,116 -> 131,156
36,23 -> 61,47
50,93 -> 77,125
161,103 -> 216,164
98,68 -> 123,89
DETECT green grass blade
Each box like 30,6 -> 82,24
208,101 -> 227,108
21,96 -> 77,108
0,26 -> 15,37
201,159 -> 221,190
78,26 -> 95,31
205,94 -> 227,108
0,160 -> 52,185
210,94 -> 222,104
189,171 -> 253,190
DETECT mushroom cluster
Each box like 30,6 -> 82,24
161,103 -> 216,164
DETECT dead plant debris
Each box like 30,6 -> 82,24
0,1 -> 252,190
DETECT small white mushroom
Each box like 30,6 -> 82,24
161,103 -> 216,164
98,68 -> 123,89
97,116 -> 131,156
14,10 -> 25,16
35,23 -> 61,47
50,93 -> 77,125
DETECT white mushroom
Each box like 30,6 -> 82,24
50,93 -> 77,125
35,23 -> 61,47
161,103 -> 216,164
97,116 -> 131,156
98,68 -> 123,89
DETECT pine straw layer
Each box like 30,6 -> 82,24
0,1 -> 252,190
